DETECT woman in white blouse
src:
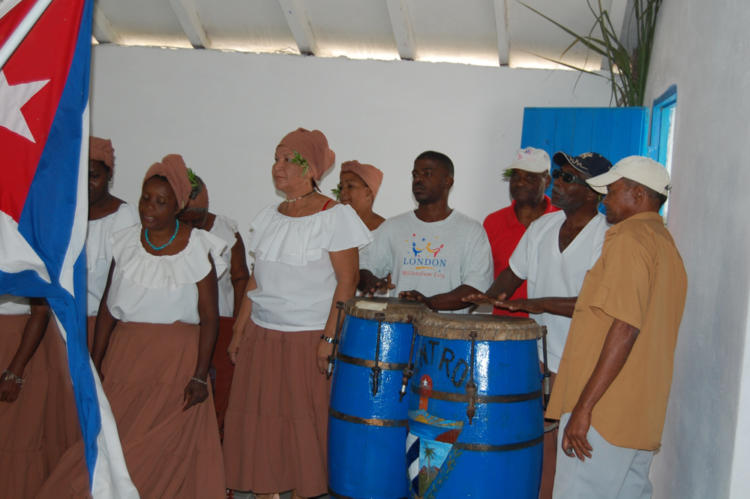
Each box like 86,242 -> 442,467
224,128 -> 371,499
86,136 -> 137,349
179,175 -> 250,433
337,160 -> 385,231
39,155 -> 227,498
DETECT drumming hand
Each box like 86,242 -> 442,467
399,290 -> 425,302
316,339 -> 334,375
561,406 -> 593,461
364,276 -> 393,296
462,292 -> 493,305
183,378 -> 209,411
493,298 -> 543,314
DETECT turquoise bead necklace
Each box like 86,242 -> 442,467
145,220 -> 180,251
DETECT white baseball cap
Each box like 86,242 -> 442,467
508,147 -> 550,174
586,155 -> 671,196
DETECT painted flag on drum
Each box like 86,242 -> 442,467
406,432 -> 421,495
0,0 -> 136,497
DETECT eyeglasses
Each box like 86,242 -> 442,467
552,169 -> 588,186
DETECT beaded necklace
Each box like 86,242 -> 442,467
145,220 -> 180,251
283,190 -> 315,203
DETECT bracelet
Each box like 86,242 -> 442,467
2,369 -> 24,385
320,335 -> 336,344
190,376 -> 208,385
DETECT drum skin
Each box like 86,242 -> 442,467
407,313 -> 544,499
328,299 -> 425,499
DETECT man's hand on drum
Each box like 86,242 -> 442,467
462,291 -> 508,306
362,274 -> 394,296
561,406 -> 593,461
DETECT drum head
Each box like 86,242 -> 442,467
415,311 -> 545,341
343,297 -> 428,323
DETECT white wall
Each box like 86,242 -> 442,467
90,44 -> 610,234
645,1 -> 750,498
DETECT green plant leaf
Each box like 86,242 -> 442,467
291,151 -> 311,176
520,0 -> 662,107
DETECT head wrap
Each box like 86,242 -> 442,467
277,128 -> 335,181
185,177 -> 209,211
89,136 -> 114,170
341,160 -> 384,199
143,154 -> 192,210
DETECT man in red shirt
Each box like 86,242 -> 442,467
483,147 -> 557,316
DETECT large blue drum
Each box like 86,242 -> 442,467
407,312 -> 545,499
328,298 -> 427,499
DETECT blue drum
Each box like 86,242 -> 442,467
328,298 -> 427,499
407,312 -> 545,499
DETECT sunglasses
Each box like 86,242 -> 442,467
552,169 -> 588,186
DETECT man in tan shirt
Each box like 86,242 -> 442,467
546,156 -> 687,498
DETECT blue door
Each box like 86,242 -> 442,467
521,107 -> 649,169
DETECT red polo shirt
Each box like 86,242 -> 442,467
483,196 -> 557,317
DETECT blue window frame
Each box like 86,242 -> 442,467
649,85 -> 677,218
649,85 -> 677,171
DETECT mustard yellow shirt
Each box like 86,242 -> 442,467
546,212 -> 687,450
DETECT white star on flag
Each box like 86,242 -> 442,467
0,70 -> 49,143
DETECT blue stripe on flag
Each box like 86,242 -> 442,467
24,0 -> 101,485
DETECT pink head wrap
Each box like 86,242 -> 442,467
89,136 -> 114,170
143,154 -> 192,210
340,160 -> 384,199
277,128 -> 336,181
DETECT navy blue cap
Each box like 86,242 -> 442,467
553,152 -> 612,178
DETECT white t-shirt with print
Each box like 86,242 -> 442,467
509,211 -> 609,372
362,210 -> 492,309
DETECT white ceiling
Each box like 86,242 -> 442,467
93,0 -> 628,70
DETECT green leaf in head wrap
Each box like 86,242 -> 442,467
291,151 -> 311,176
186,168 -> 201,199
502,168 -> 514,181
331,186 -> 341,200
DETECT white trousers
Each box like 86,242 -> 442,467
553,413 -> 655,499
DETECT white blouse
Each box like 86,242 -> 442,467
106,225 -> 228,324
248,203 -> 372,332
209,214 -> 240,318
0,295 -> 30,315
86,203 -> 138,316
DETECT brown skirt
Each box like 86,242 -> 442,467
0,314 -> 49,498
213,316 -> 235,432
38,321 -> 225,498
223,321 -> 330,496
40,319 -> 82,472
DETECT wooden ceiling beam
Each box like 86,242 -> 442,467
277,0 -> 317,56
92,4 -> 121,44
385,0 -> 417,61
493,0 -> 510,66
169,0 -> 210,49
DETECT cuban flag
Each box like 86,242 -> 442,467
0,0 -> 136,496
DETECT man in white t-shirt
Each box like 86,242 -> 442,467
359,151 -> 492,311
465,150 -> 612,499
